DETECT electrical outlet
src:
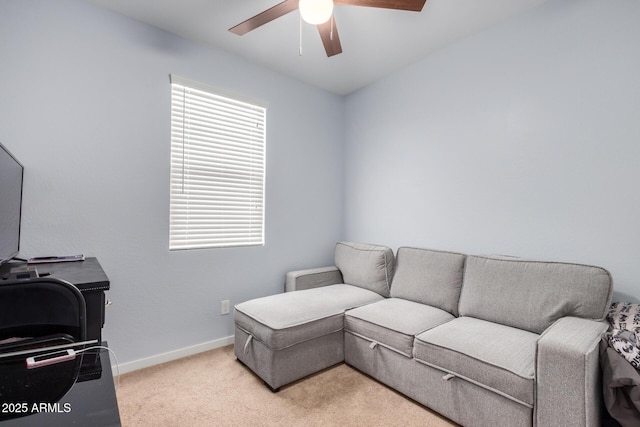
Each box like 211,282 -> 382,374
221,300 -> 230,315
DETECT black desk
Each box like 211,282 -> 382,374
0,259 -> 118,425
0,344 -> 121,426
0,258 -> 110,344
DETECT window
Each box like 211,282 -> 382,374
169,75 -> 266,250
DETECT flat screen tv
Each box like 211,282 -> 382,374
0,142 -> 23,266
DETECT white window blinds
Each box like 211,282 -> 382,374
169,75 -> 266,250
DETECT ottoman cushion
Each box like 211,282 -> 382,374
235,284 -> 384,350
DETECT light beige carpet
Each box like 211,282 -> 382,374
116,344 -> 458,427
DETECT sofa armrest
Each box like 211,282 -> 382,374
536,316 -> 608,427
284,266 -> 343,292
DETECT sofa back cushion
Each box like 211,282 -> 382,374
459,255 -> 613,334
390,247 -> 466,316
335,242 -> 394,297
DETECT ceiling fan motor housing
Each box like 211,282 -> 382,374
299,0 -> 334,25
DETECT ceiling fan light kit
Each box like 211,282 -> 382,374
229,0 -> 427,57
299,0 -> 334,25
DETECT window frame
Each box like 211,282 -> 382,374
169,75 -> 267,250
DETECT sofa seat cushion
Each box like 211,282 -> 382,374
414,316 -> 539,407
345,298 -> 455,357
235,284 -> 384,350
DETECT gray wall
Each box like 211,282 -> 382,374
344,0 -> 640,302
0,0 -> 344,363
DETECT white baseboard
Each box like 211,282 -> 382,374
114,335 -> 234,375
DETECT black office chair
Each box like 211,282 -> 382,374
0,277 -> 87,421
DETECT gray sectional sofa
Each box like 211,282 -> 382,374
234,242 -> 613,427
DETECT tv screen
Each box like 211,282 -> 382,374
0,142 -> 23,266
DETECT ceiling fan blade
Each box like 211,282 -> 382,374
334,0 -> 426,12
317,16 -> 342,57
229,0 -> 300,36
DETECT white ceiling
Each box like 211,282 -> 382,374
82,0 -> 550,95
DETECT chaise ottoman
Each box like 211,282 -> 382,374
234,242 -> 394,390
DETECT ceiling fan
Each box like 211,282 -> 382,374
229,0 -> 427,57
